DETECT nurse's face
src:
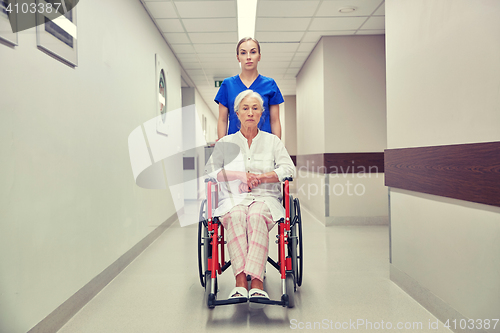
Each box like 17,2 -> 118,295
237,96 -> 262,130
237,41 -> 261,71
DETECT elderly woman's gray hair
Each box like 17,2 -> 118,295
234,90 -> 265,114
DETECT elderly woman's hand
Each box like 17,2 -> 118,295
245,173 -> 261,189
238,182 -> 251,193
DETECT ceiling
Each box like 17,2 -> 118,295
140,0 -> 385,116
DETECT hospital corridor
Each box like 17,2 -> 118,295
1,0 -> 499,332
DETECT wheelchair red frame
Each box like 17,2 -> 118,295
197,177 -> 303,308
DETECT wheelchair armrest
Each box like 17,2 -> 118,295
283,177 -> 293,182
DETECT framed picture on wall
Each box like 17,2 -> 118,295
156,53 -> 168,135
36,0 -> 78,67
0,0 -> 18,46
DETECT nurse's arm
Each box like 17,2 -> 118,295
217,104 -> 229,140
270,104 -> 282,139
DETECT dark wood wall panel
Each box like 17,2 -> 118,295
324,153 -> 384,173
385,141 -> 500,207
296,153 -> 384,174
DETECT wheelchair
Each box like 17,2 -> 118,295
197,177 -> 303,308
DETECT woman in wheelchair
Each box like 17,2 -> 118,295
205,89 -> 295,303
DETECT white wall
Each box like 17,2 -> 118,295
0,0 -> 182,332
323,36 -> 387,153
327,174 -> 388,225
296,40 -> 325,156
386,0 -> 500,327
386,0 -> 500,148
322,36 -> 387,225
195,89 -> 218,144
283,95 -> 297,156
194,88 -> 217,199
296,36 -> 388,225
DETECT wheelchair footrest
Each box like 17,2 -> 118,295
211,297 -> 248,306
249,298 -> 286,306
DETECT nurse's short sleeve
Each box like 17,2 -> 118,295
269,80 -> 284,105
214,80 -> 228,108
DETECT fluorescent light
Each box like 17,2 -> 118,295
237,0 -> 257,40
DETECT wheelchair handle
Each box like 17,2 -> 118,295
283,177 -> 293,182
205,177 -> 217,183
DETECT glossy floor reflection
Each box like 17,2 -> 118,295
58,201 -> 451,332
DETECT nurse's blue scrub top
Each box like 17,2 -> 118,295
214,74 -> 284,135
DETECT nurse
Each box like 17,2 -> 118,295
215,37 -> 284,139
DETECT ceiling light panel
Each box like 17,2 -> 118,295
361,16 -> 385,30
188,32 -> 238,44
292,52 -> 310,61
156,19 -> 184,32
290,60 -> 305,67
255,31 -> 304,42
373,2 -> 385,16
316,0 -> 383,17
176,53 -> 200,62
285,67 -> 300,74
185,69 -> 206,76
201,68 -> 236,76
199,55 -> 237,62
302,30 -> 354,42
163,32 -> 190,44
171,44 -> 196,53
309,17 -> 367,30
174,1 -> 236,18
193,43 -> 235,54
256,18 -> 311,31
259,42 -> 300,53
259,53 -> 295,61
296,42 -> 316,52
200,62 -> 240,69
181,62 -> 203,70
258,61 -> 290,69
145,2 -> 177,18
182,18 -> 237,32
189,76 -> 210,83
257,1 -> 320,17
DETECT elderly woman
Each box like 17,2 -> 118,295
205,90 -> 295,304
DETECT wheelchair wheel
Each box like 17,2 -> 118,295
286,272 -> 295,308
198,199 -> 208,287
289,197 -> 303,287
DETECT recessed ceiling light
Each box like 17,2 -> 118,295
338,6 -> 357,13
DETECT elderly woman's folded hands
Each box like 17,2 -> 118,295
238,172 -> 261,193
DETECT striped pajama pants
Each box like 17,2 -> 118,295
220,202 -> 275,282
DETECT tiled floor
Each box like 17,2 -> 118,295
58,201 -> 451,332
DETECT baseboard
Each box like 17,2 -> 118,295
27,211 -> 180,333
299,205 -> 326,226
325,215 -> 389,226
390,264 -> 488,333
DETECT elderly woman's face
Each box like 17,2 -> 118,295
237,96 -> 262,128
